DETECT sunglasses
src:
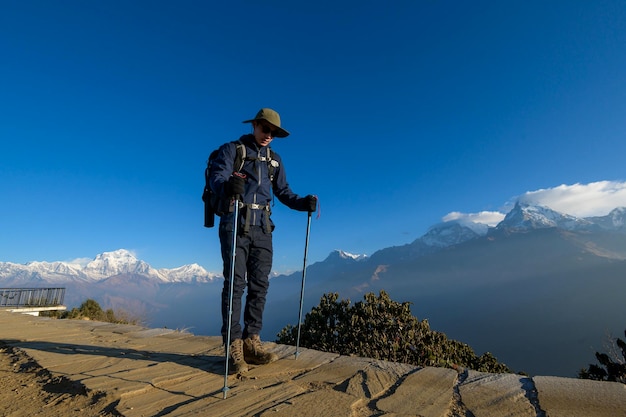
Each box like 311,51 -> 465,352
258,123 -> 279,137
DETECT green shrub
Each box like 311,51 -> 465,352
277,290 -> 511,373
41,299 -> 136,324
579,329 -> 626,384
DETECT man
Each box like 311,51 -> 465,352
209,108 -> 317,373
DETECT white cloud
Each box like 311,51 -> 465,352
66,257 -> 92,267
517,180 -> 626,217
442,211 -> 506,226
441,180 -> 626,227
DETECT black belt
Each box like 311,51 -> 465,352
241,203 -> 271,234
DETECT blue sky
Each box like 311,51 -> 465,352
2,0 -> 626,274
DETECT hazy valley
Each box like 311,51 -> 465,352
2,203 -> 625,378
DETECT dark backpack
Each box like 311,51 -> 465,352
202,140 -> 276,228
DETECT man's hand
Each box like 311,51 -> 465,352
303,195 -> 317,212
226,174 -> 245,198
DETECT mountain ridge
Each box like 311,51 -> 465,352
1,204 -> 625,286
262,203 -> 626,377
1,203 -> 625,377
0,249 -> 217,285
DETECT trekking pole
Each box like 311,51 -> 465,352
223,190 -> 241,399
295,210 -> 312,359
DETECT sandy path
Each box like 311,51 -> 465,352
0,342 -> 119,417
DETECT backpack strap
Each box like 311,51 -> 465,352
233,142 -> 277,233
247,147 -> 275,181
267,148 -> 275,181
233,140 -> 245,173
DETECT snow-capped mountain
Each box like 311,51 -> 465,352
587,207 -> 626,231
162,263 -> 216,283
265,203 -> 626,378
2,204 -> 625,287
2,202 -> 625,379
420,220 -> 488,248
81,249 -> 162,280
311,250 -> 368,270
0,249 -> 218,285
385,203 -> 626,258
330,250 -> 368,262
495,202 -> 595,232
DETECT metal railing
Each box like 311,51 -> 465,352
0,288 -> 66,308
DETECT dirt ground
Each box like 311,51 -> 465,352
0,342 -> 120,417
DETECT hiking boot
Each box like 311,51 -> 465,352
228,338 -> 248,374
243,335 -> 278,365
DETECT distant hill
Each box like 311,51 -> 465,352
264,204 -> 626,377
2,204 -> 625,377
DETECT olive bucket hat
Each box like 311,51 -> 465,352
242,108 -> 290,138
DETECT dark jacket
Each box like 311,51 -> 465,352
209,134 -> 307,231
